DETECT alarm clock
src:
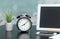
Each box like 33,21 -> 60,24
17,14 -> 32,31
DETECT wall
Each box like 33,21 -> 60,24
0,0 -> 38,15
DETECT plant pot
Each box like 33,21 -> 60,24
6,23 -> 13,31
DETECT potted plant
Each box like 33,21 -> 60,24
5,13 -> 13,31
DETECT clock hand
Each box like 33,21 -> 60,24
21,21 -> 28,26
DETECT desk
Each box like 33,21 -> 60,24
0,25 -> 52,39
0,25 -> 36,39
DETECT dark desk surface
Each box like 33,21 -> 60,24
0,25 -> 51,39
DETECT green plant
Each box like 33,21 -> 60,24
5,13 -> 13,23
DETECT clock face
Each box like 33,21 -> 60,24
17,18 -> 32,31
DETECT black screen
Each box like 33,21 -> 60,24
40,7 -> 60,28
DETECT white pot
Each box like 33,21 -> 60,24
6,23 -> 13,31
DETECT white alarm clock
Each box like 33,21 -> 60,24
17,14 -> 32,31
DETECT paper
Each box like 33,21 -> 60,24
49,34 -> 60,39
